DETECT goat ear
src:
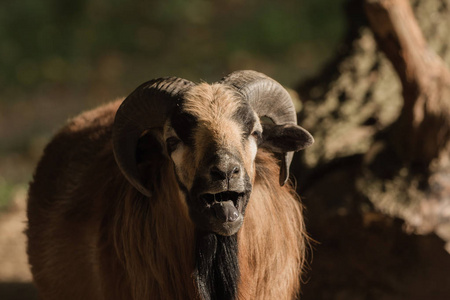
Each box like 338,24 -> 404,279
261,123 -> 314,153
136,129 -> 165,166
134,129 -> 167,194
260,123 -> 314,186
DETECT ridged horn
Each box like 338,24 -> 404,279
220,70 -> 313,186
113,77 -> 194,197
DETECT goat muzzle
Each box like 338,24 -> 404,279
188,188 -> 249,236
201,191 -> 244,223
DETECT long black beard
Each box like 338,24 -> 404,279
194,231 -> 240,300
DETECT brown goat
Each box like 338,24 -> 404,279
27,71 -> 313,300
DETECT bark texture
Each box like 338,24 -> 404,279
295,0 -> 450,298
365,0 -> 450,166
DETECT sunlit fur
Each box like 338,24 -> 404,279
164,83 -> 260,190
239,151 -> 306,299
27,88 -> 307,299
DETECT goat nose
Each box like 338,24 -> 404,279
210,164 -> 241,181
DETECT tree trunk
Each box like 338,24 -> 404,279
365,0 -> 450,169
295,0 -> 450,298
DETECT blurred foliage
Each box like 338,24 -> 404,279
0,178 -> 25,212
0,0 -> 347,209
0,179 -> 14,211
0,0 -> 346,96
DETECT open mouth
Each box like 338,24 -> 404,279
200,191 -> 245,223
200,191 -> 244,206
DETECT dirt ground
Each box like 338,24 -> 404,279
0,190 -> 38,300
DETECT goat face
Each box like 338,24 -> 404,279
112,71 -> 314,236
164,84 -> 259,236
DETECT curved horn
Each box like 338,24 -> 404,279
220,70 -> 313,186
113,77 -> 194,197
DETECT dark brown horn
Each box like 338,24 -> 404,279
220,70 -> 313,186
113,77 -> 194,196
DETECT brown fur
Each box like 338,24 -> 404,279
27,98 -> 307,299
169,83 -> 254,189
239,151 -> 306,299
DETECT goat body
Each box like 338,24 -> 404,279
27,72 -> 311,300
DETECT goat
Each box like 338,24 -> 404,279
27,70 -> 314,300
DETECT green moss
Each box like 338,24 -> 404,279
0,178 -> 16,210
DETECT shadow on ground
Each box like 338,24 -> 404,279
0,282 -> 37,300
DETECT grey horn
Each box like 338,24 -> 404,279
113,77 -> 194,197
220,70 -> 313,186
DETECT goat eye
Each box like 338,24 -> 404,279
251,130 -> 262,141
166,137 -> 181,154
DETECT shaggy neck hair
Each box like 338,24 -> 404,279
103,149 -> 306,300
106,154 -> 197,300
195,232 -> 239,300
